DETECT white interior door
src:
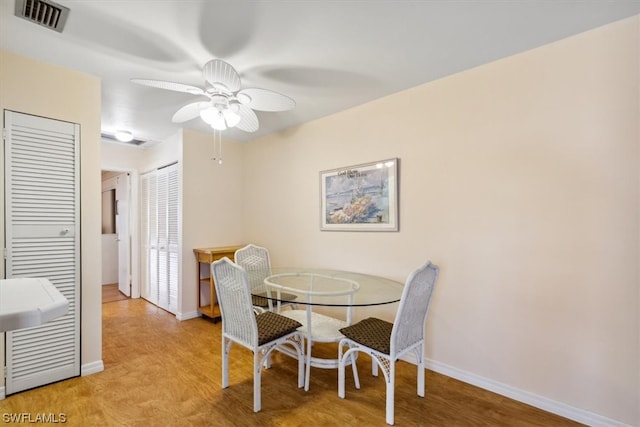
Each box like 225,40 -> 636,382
3,111 -> 80,394
116,173 -> 131,296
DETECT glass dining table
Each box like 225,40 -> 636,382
254,267 -> 405,309
246,267 -> 405,389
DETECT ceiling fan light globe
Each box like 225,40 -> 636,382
207,110 -> 227,130
223,109 -> 241,128
199,108 -> 217,125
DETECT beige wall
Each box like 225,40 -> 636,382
242,17 -> 639,425
139,132 -> 182,174
0,50 -> 103,373
101,140 -> 146,171
181,129 -> 245,317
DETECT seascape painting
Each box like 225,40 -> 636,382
320,158 -> 398,231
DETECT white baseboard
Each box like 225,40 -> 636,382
81,360 -> 104,376
3,348 -> 629,425
176,311 -> 200,321
418,357 -> 632,427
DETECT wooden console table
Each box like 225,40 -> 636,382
193,245 -> 243,320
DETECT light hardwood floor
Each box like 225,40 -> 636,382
0,299 -> 581,426
102,283 -> 128,303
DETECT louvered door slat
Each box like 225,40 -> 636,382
139,173 -> 150,300
147,172 -> 159,304
4,111 -> 80,395
167,166 -> 179,313
156,171 -> 168,310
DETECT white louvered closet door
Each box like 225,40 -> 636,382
139,172 -> 151,303
140,163 -> 179,314
166,166 -> 178,314
4,111 -> 80,395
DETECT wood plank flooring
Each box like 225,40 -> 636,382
102,283 -> 128,303
0,298 -> 582,426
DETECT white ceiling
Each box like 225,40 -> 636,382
1,1 -> 639,144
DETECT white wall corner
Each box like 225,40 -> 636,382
0,385 -> 5,400
81,360 -> 105,376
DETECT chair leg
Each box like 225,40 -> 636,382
338,343 -> 347,399
304,336 -> 312,391
386,362 -> 395,425
296,337 -> 305,389
222,337 -> 230,388
350,346 -> 360,389
254,352 -> 261,412
264,353 -> 272,369
417,343 -> 425,397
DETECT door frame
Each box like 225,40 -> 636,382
100,166 -> 140,299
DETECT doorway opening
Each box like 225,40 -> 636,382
101,170 -> 132,301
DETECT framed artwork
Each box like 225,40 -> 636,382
320,158 -> 398,231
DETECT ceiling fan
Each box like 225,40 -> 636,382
131,59 -> 295,132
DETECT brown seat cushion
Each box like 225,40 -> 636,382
339,317 -> 393,355
252,292 -> 298,308
256,311 -> 302,346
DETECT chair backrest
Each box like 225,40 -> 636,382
235,244 -> 272,295
211,257 -> 258,348
390,261 -> 439,355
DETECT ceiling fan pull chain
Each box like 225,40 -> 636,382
211,129 -> 218,162
211,129 -> 223,165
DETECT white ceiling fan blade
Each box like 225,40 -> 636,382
131,78 -> 205,96
235,105 -> 259,133
203,59 -> 242,92
172,101 -> 210,123
237,88 -> 296,112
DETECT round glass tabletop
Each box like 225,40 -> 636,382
253,267 -> 404,307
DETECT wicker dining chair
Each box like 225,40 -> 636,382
234,244 -> 297,312
211,257 -> 306,412
337,261 -> 439,425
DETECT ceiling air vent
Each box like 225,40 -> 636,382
101,133 -> 148,147
15,0 -> 70,33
